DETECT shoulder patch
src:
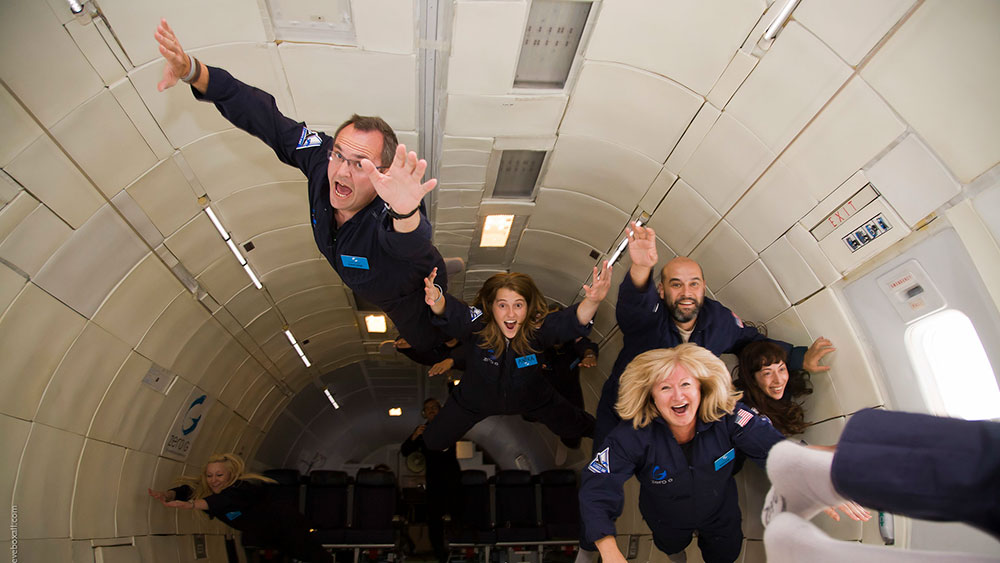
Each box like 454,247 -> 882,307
296,127 -> 323,150
735,408 -> 754,427
588,447 -> 610,474
732,311 -> 744,328
469,306 -> 483,322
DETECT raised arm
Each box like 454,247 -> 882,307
362,144 -> 437,234
424,268 -> 445,316
802,337 -> 835,373
154,19 -> 208,94
626,222 -> 658,290
577,261 -> 612,325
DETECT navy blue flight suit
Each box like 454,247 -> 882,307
832,408 -> 1000,538
422,293 -> 596,451
171,480 -> 332,563
580,403 -> 785,563
593,270 -> 807,451
192,66 -> 448,351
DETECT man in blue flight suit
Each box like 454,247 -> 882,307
154,20 -> 452,352
591,222 -> 836,452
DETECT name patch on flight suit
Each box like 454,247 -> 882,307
515,354 -> 538,368
714,448 -> 735,471
341,255 -> 370,269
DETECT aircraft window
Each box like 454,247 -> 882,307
904,309 -> 1000,420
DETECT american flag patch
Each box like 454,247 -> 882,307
735,409 -> 754,427
732,311 -> 744,328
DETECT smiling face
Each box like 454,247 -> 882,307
659,258 -> 705,330
423,399 -> 441,422
327,124 -> 384,223
492,287 -> 528,339
204,461 -> 233,495
651,364 -> 701,437
754,361 -> 789,400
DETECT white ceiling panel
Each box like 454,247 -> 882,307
197,256 -> 251,306
796,0 -> 916,66
116,449 -> 158,537
763,306 -> 812,349
443,136 -> 494,152
224,286 -> 273,329
867,134 -> 962,227
781,77 -> 906,203
259,258 -> 343,303
689,220 -> 756,292
139,375 -> 198,456
34,204 -> 150,318
0,0 -> 105,127
0,172 -> 19,207
448,0 -> 526,94
727,161 -> 818,252
0,85 -> 41,167
861,0 -> 1000,182
507,261 -> 587,310
647,178 -> 720,257
125,158 -> 202,238
715,259 -> 790,324
4,135 -> 105,228
515,229 -> 597,285
217,181 -> 309,241
352,0 -> 415,54
164,214 -> 229,277
436,188 -> 484,209
14,423 -> 85,539
277,286 -> 351,323
785,223 -> 840,287
439,164 -> 489,185
529,188 -> 629,253
441,148 -> 492,167
0,283 -> 86,421
679,113 -> 774,215
172,318 -> 231,386
445,94 -> 567,137
50,90 -> 159,198
0,197 -> 73,278
586,0 -> 765,95
760,236 -> 822,305
543,134 -> 661,214
560,61 -> 704,162
110,77 -> 174,161
197,338 -> 250,399
72,439 -> 125,539
92,253 -> 185,348
280,43 -> 417,130
706,50 -> 758,110
182,129 -> 306,203
291,312 -> 359,344
136,291 -> 212,370
664,103 -> 721,175
726,23 -> 852,153
0,414 -> 30,539
235,372 -> 275,421
148,456 -> 184,534
34,323 -> 130,436
245,308 -> 286,359
219,358 -> 267,410
131,42 -> 292,149
0,263 -> 26,318
245,224 -> 323,275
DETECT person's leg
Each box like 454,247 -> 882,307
426,492 -> 448,563
527,392 -> 595,445
422,399 -> 484,451
831,409 -> 1000,537
764,513 -> 999,563
762,441 -> 844,525
695,506 -> 744,563
650,528 -> 696,563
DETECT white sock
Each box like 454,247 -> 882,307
574,548 -> 598,563
765,513 -> 1000,563
763,441 -> 844,525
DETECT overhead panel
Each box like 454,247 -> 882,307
264,0 -> 356,44
492,150 -> 546,198
514,0 -> 592,89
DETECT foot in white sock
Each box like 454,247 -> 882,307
573,548 -> 598,563
765,513 -> 1000,563
763,441 -> 844,525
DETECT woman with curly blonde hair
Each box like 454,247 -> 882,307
148,453 -> 331,562
420,263 -> 611,451
579,344 -> 786,563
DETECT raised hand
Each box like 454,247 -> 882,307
627,222 -> 658,269
428,358 -> 454,377
153,19 -> 191,92
361,143 -> 437,225
823,501 -> 871,522
424,268 -> 445,315
803,337 -> 835,373
584,261 -> 613,304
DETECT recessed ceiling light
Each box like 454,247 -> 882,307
388,407 -> 402,416
365,314 -> 387,333
480,215 -> 515,247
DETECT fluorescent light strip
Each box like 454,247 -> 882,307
204,206 -> 263,290
204,206 -> 228,238
301,355 -> 311,368
324,387 -> 339,409
284,330 -> 297,345
293,343 -> 305,357
226,239 -> 247,266
242,264 -> 262,289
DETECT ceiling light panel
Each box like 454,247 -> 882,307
480,215 -> 515,247
264,0 -> 356,44
493,150 -> 546,198
514,0 -> 592,89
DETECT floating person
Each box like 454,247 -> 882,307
400,398 -> 462,563
148,453 -> 332,563
763,409 -> 1000,562
419,263 -> 612,451
154,19 -> 458,352
579,344 -> 864,563
733,340 -> 814,436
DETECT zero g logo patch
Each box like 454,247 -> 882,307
469,306 -> 483,322
651,465 -> 667,481
296,127 -> 322,149
588,447 -> 610,474
181,395 -> 207,436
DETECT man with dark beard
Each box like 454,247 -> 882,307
590,222 -> 835,459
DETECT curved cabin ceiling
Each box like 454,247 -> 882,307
1,0 -> 999,553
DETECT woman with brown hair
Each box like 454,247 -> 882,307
732,340 -> 816,436
420,262 -> 611,451
148,453 -> 332,563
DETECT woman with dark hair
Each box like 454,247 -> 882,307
420,263 -> 611,451
148,453 -> 332,563
732,340 -> 816,436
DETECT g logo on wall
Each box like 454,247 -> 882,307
163,388 -> 213,461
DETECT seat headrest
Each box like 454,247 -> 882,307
461,470 -> 488,485
309,470 -> 349,486
263,468 -> 301,486
356,468 -> 396,486
496,469 -> 533,486
539,469 -> 577,486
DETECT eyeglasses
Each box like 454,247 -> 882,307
329,150 -> 389,172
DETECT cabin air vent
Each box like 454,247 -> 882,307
493,150 -> 546,198
264,0 -> 356,44
514,0 -> 592,89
